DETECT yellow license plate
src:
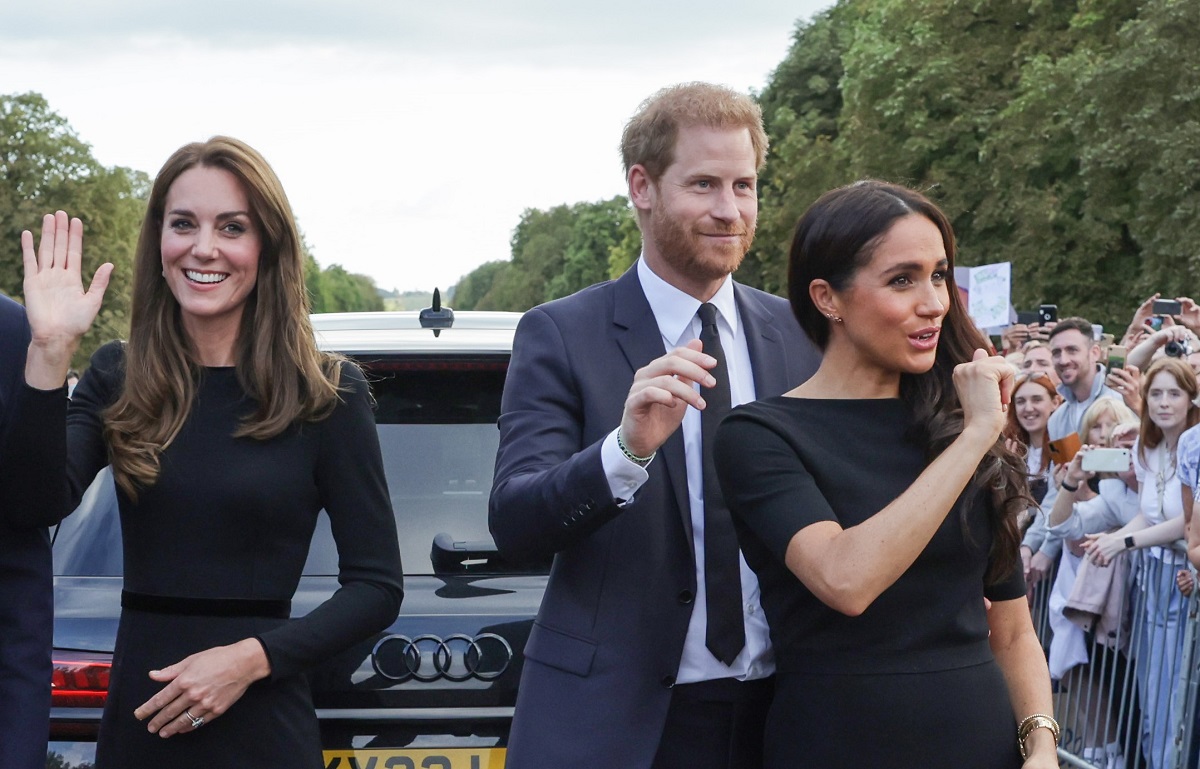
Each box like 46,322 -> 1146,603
323,748 -> 505,769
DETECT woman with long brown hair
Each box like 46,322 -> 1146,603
1004,370 -> 1061,506
9,137 -> 403,767
1083,357 -> 1198,769
715,180 -> 1055,768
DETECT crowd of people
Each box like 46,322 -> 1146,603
1000,301 -> 1200,768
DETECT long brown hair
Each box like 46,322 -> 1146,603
787,179 -> 1027,583
1137,357 -> 1200,469
105,137 -> 343,499
1003,372 -> 1061,474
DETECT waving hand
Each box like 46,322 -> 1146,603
21,211 -> 113,389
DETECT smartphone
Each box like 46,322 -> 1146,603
1081,448 -> 1132,473
1153,299 -> 1183,316
1047,432 -> 1082,466
1149,316 -> 1165,332
1038,304 -> 1058,325
1016,310 -> 1038,325
1107,345 -> 1127,369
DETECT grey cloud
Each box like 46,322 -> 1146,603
3,0 -> 830,62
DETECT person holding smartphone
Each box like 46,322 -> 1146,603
1047,422 -> 1140,536
1043,417 -> 1139,769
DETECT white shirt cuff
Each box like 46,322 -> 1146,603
601,428 -> 650,504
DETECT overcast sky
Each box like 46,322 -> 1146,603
2,1 -> 833,294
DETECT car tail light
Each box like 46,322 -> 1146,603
52,653 -> 112,707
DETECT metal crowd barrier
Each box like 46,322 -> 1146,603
1028,548 -> 1200,769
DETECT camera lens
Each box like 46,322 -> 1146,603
1165,341 -> 1186,358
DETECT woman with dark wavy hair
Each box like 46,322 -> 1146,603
715,180 -> 1055,768
10,137 -> 403,767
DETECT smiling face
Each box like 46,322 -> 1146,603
634,124 -> 757,298
823,214 -> 949,380
160,165 -> 261,348
1014,379 -> 1056,437
1050,329 -> 1099,391
1146,369 -> 1191,434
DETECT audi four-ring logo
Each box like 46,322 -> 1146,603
371,633 -> 513,682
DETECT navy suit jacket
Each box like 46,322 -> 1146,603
0,294 -> 52,769
489,267 -> 820,768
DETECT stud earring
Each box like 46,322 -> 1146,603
825,313 -> 843,323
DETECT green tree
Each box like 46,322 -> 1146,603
607,208 -> 642,279
747,0 -> 1193,330
1072,0 -> 1200,299
0,92 -> 146,367
544,197 -> 634,301
311,264 -> 384,313
465,198 -> 637,312
302,228 -> 384,313
749,5 -> 855,294
452,260 -> 508,310
477,204 -> 576,310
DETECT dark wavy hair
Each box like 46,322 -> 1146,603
786,179 -> 1026,584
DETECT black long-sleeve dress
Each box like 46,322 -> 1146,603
715,396 -> 1025,769
6,342 -> 403,768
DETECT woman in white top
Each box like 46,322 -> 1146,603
1084,357 -> 1198,769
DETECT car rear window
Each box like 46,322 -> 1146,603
55,355 -> 534,578
303,357 -> 511,576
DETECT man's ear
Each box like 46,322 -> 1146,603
809,279 -> 840,319
628,165 -> 655,213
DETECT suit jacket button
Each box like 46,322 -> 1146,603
660,674 -> 675,688
677,589 -> 694,605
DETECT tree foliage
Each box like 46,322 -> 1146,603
452,260 -> 508,310
752,0 -> 1195,329
459,196 -> 636,311
305,252 -> 385,313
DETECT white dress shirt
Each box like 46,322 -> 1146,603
599,257 -> 773,683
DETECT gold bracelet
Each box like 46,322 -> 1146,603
1017,713 -> 1060,759
616,428 -> 655,466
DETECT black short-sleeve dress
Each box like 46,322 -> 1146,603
715,397 -> 1024,769
10,342 -> 404,768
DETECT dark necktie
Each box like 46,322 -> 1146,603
697,302 -> 745,665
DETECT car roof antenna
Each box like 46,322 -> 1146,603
419,288 -> 455,337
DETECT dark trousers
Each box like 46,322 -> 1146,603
651,676 -> 774,769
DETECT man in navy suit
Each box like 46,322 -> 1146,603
489,83 -> 821,769
0,293 -> 52,769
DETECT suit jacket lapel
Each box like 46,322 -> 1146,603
735,282 -> 787,398
612,268 -> 694,545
